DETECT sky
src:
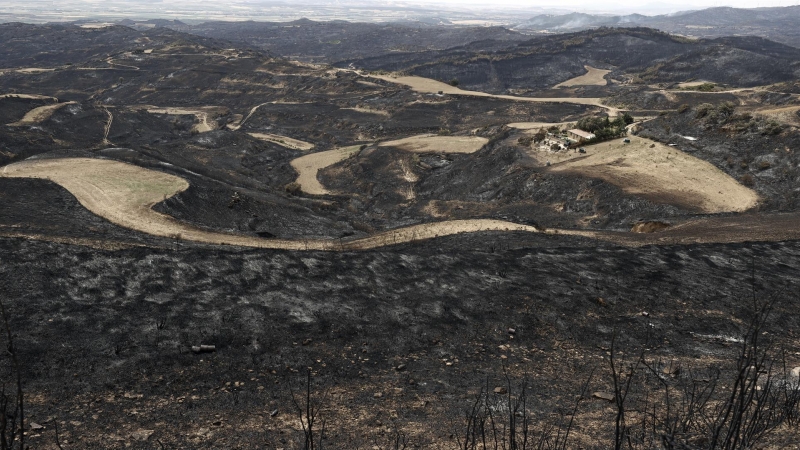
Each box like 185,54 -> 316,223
417,0 -> 800,14
3,0 -> 799,23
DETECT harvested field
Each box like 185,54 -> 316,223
0,158 -> 541,250
247,132 -> 315,151
13,67 -> 56,74
0,158 -> 796,251
343,106 -> 390,116
378,134 -> 489,154
554,66 -> 611,88
145,106 -> 225,133
363,72 -> 617,113
290,145 -> 362,195
0,93 -> 58,100
546,137 -> 760,213
8,101 -> 75,126
676,80 -> 712,88
508,121 -> 571,130
754,105 -> 800,126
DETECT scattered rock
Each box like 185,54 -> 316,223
508,328 -> 516,335
130,429 -> 154,441
493,386 -> 507,395
270,409 -> 279,417
631,221 -> 671,233
374,392 -> 383,398
29,422 -> 45,431
593,392 -> 615,402
302,338 -> 313,346
395,363 -> 407,371
791,367 -> 800,379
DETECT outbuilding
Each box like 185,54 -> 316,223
567,129 -> 596,143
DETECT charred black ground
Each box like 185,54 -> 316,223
1,20 -> 800,449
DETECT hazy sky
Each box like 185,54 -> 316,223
419,0 -> 800,14
4,0 -> 799,22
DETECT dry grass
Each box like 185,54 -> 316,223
362,72 -> 618,113
13,68 -> 56,74
676,80 -> 712,88
545,137 -> 760,213
8,102 -> 75,126
145,106 -> 226,133
554,66 -> 611,88
378,134 -> 488,154
248,133 -> 315,151
0,94 -> 57,100
507,121 -> 571,131
753,105 -> 800,127
343,106 -> 390,116
0,157 -> 544,250
290,146 -> 363,195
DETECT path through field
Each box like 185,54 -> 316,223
102,107 -> 114,146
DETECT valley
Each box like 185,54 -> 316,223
1,17 -> 800,449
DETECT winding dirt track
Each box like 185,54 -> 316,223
0,157 -> 541,250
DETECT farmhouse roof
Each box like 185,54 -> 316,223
568,129 -> 596,140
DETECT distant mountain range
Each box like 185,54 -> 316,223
515,6 -> 800,48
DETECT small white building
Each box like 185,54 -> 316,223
567,129 -> 596,142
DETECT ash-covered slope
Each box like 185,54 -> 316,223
341,28 -> 800,94
167,19 -> 528,63
0,22 -> 255,69
515,6 -> 800,48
